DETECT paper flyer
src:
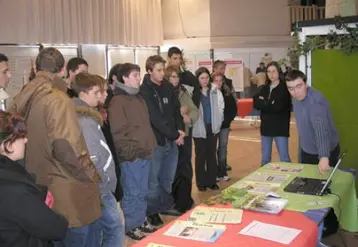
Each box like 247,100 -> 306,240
164,220 -> 226,243
236,181 -> 280,194
266,164 -> 303,173
189,206 -> 243,224
239,220 -> 301,245
146,244 -> 176,247
246,173 -> 291,184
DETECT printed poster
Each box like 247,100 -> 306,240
224,59 -> 244,92
197,60 -> 213,72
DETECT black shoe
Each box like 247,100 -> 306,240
198,186 -> 207,192
208,184 -> 220,190
147,213 -> 164,227
161,208 -> 183,217
226,165 -> 232,171
126,227 -> 145,241
139,220 -> 157,233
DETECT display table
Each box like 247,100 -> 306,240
237,98 -> 254,118
234,163 -> 358,232
133,205 -> 318,247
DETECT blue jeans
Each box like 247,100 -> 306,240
120,158 -> 150,232
91,193 -> 125,247
261,136 -> 291,165
53,221 -> 98,247
147,142 -> 178,216
217,128 -> 230,177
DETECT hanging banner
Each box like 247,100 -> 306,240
224,59 -> 244,92
197,60 -> 213,72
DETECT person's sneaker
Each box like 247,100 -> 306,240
126,227 -> 145,241
147,213 -> 164,227
139,220 -> 157,233
208,184 -> 220,190
161,208 -> 183,217
226,165 -> 232,171
221,176 -> 231,181
216,177 -> 221,182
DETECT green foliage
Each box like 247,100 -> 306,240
288,16 -> 358,68
203,187 -> 248,206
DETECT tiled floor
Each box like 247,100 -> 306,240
126,120 -> 358,247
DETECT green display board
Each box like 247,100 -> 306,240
311,50 -> 358,191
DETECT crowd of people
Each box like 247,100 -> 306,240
0,44 -> 341,246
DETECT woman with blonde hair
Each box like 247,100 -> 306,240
165,65 -> 198,214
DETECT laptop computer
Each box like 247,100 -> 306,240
284,151 -> 347,196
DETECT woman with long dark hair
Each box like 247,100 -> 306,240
253,61 -> 291,165
193,67 -> 224,192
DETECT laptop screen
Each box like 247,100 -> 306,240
319,152 -> 347,194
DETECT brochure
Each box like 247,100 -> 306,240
235,181 -> 280,194
239,220 -> 301,245
189,206 -> 243,224
241,195 -> 288,214
163,220 -> 226,243
267,164 -> 303,173
246,172 -> 290,184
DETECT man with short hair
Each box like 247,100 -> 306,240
167,47 -> 201,107
11,47 -> 101,247
212,60 -> 236,172
285,69 -> 340,238
0,53 -> 11,110
285,70 -> 340,172
109,63 -> 157,240
140,55 -> 184,227
213,60 -> 236,99
66,57 -> 89,98
72,72 -> 125,246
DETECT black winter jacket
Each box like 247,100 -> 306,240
253,80 -> 291,137
0,155 -> 68,247
140,75 -> 184,146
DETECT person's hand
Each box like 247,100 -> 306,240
318,157 -> 330,174
183,114 -> 191,124
45,191 -> 54,208
175,130 -> 185,146
259,96 -> 264,100
180,106 -> 189,116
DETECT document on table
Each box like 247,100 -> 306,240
164,220 -> 226,243
239,220 -> 301,245
189,206 -> 243,224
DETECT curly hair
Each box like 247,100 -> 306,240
0,111 -> 27,154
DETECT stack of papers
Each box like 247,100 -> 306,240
236,181 -> 280,194
239,220 -> 301,245
246,173 -> 290,184
164,220 -> 226,243
241,195 -> 288,214
189,206 -> 243,224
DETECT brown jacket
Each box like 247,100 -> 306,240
109,85 -> 157,163
10,71 -> 101,228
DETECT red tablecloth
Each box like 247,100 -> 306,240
133,205 -> 318,247
237,98 -> 254,118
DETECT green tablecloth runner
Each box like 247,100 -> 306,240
230,162 -> 358,232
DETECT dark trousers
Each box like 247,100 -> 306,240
194,125 -> 218,187
301,144 -> 340,167
301,144 -> 340,237
172,128 -> 194,213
